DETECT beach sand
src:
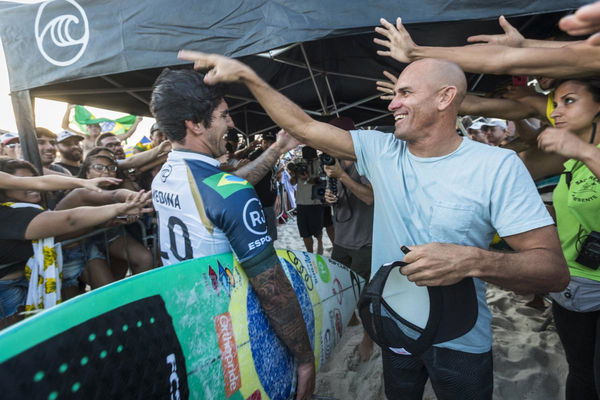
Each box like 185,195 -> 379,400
275,219 -> 569,400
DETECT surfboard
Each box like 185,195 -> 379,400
0,249 -> 364,400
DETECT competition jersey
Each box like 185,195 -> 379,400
152,150 -> 273,266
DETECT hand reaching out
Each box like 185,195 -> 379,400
537,127 -> 594,160
82,177 -> 122,192
178,50 -> 254,85
376,70 -> 398,101
374,18 -> 417,63
467,16 -> 525,47
116,190 -> 153,216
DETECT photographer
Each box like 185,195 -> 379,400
288,146 -> 325,254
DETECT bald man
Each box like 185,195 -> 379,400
179,52 -> 568,399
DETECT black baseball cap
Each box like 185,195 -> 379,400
358,261 -> 478,356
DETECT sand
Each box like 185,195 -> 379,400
274,219 -> 569,400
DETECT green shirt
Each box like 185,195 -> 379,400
553,146 -> 600,281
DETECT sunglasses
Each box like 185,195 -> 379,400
91,164 -> 118,173
6,143 -> 18,149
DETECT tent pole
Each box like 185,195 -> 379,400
334,94 -> 381,114
299,44 -> 326,115
11,90 -> 42,173
323,74 -> 339,117
101,76 -> 150,106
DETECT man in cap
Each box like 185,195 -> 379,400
481,118 -> 508,146
178,50 -> 569,399
54,130 -> 85,176
466,119 -> 489,144
0,132 -> 20,159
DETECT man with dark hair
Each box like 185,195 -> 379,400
150,68 -> 314,400
54,130 -> 84,176
96,133 -> 126,160
35,128 -> 70,176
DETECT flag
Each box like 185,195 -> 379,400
73,105 -> 137,135
125,136 -> 152,157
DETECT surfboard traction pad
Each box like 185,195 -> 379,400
0,250 -> 362,400
0,295 -> 189,399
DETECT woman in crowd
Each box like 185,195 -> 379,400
57,151 -> 154,284
0,157 -> 150,322
521,78 -> 600,399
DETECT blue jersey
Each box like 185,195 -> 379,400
152,150 -> 274,274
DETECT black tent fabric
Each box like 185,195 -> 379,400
0,0 -> 588,139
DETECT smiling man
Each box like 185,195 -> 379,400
149,68 -> 315,400
178,51 -> 569,399
54,130 -> 84,176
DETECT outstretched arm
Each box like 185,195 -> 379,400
115,116 -> 143,142
61,104 -> 87,136
374,17 -> 600,78
24,190 -> 152,240
0,172 -> 120,192
466,15 -> 581,48
234,130 -> 299,184
178,50 -> 356,160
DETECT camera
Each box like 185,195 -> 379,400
319,153 -> 338,202
577,231 -> 600,270
287,160 -> 308,175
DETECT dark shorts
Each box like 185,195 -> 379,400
296,204 -> 324,238
323,205 -> 333,228
382,346 -> 493,400
331,244 -> 371,281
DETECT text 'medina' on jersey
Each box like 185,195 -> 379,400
152,150 -> 273,269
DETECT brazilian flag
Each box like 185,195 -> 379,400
73,105 -> 137,135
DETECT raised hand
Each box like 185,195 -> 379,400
117,190 -> 153,216
537,127 -> 594,160
467,16 -> 524,47
376,70 -> 398,101
275,129 -> 301,153
559,1 -> 600,37
178,50 -> 254,85
374,17 -> 416,63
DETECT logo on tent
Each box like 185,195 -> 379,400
35,0 -> 89,67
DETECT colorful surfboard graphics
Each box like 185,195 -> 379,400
0,250 -> 363,400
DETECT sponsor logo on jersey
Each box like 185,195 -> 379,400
153,190 -> 181,209
160,164 -> 173,182
248,235 -> 272,251
215,312 -> 241,396
243,198 -> 268,235
203,172 -> 252,199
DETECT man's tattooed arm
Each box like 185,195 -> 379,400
235,129 -> 300,185
248,261 -> 314,364
234,144 -> 282,185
